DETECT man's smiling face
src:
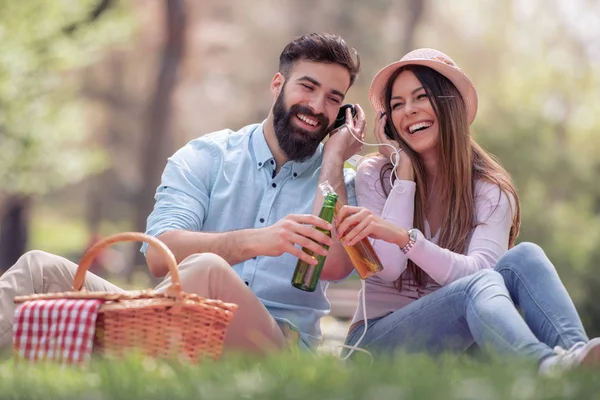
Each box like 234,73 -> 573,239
272,60 -> 351,161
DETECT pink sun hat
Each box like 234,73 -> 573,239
368,48 -> 478,125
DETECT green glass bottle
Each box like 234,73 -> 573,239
291,193 -> 338,292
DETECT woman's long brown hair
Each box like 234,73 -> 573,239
379,65 -> 521,290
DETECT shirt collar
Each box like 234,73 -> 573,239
251,122 -> 323,179
251,123 -> 275,170
291,143 -> 323,178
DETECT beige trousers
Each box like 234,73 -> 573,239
0,250 -> 285,354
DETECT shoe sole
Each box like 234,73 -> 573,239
580,338 -> 600,368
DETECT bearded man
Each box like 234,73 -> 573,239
0,33 -> 365,355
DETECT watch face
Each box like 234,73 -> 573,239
409,229 -> 418,241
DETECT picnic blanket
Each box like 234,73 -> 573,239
13,298 -> 104,365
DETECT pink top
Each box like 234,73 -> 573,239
349,155 -> 515,326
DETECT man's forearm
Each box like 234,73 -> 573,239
146,229 -> 260,277
315,157 -> 355,281
312,157 -> 348,215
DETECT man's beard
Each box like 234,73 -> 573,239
272,87 -> 331,162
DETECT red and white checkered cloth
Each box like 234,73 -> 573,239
13,299 -> 105,365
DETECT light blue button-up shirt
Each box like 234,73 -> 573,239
142,123 -> 356,348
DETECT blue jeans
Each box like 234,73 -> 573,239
345,243 -> 588,363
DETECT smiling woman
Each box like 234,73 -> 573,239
336,48 -> 600,374
388,71 -> 439,156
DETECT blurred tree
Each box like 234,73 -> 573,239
0,0 -> 132,270
132,0 -> 186,269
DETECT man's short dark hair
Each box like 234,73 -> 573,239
279,33 -> 361,87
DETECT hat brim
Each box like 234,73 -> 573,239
368,58 -> 478,125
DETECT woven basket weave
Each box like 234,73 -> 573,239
14,232 -> 238,362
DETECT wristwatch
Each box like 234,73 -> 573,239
401,229 -> 418,254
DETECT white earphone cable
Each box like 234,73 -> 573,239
343,121 -> 405,193
333,120 -> 404,364
336,278 -> 372,363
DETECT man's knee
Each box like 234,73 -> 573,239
12,250 -> 69,275
17,249 -> 55,264
178,253 -> 235,280
168,253 -> 242,297
3,250 -> 77,296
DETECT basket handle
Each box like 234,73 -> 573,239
72,232 -> 181,295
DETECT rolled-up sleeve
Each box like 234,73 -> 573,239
141,140 -> 216,254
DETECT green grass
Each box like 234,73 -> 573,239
1,352 -> 599,399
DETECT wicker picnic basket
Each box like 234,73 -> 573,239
14,232 -> 238,362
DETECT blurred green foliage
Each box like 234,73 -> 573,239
0,0 -> 133,195
468,17 -> 600,333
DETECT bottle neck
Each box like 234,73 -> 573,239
322,194 -> 338,208
319,197 -> 337,223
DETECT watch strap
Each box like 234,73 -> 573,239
401,229 -> 417,254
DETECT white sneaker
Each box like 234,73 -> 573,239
539,337 -> 600,376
